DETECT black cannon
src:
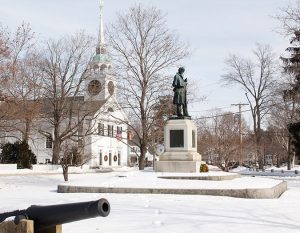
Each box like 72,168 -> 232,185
0,198 -> 110,232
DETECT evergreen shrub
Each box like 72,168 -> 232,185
0,141 -> 37,168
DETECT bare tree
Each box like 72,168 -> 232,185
222,44 -> 277,168
38,32 -> 96,165
0,24 -> 10,76
147,94 -> 175,167
197,112 -> 241,171
214,113 -> 240,171
106,5 -> 189,170
0,26 -> 10,91
0,23 -> 42,144
274,1 -> 300,36
266,125 -> 293,168
197,118 -> 217,165
60,140 -> 92,181
0,24 -> 10,141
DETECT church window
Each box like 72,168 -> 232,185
108,125 -> 114,137
100,64 -> 107,75
107,125 -> 111,136
117,126 -> 122,134
98,123 -> 105,136
93,65 -> 99,74
116,126 -> 122,140
46,135 -> 53,149
100,64 -> 107,70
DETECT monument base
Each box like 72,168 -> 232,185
154,117 -> 202,173
155,161 -> 201,173
159,151 -> 201,161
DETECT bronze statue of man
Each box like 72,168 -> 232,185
172,67 -> 190,117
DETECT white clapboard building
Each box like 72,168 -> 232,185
0,1 -> 129,167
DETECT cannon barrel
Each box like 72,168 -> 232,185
27,198 -> 110,231
0,198 -> 110,232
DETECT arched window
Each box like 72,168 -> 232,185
93,64 -> 99,73
100,64 -> 107,74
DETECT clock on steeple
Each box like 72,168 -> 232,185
88,80 -> 102,96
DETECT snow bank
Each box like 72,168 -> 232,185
0,164 -> 17,171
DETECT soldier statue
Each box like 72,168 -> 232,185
172,67 -> 190,117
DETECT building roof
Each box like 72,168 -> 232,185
0,99 -> 42,120
0,96 -> 108,120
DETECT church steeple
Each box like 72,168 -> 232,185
96,0 -> 105,55
93,0 -> 109,63
86,0 -> 115,102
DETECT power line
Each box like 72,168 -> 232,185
194,109 -> 251,120
193,100 -> 294,120
189,105 -> 235,113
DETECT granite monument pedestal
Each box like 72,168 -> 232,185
155,117 -> 202,173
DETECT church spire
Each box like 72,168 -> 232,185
93,0 -> 110,63
96,0 -> 105,54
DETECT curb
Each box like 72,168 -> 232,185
57,180 -> 287,199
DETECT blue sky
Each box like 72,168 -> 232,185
0,0 -> 293,122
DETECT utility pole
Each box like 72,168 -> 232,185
231,103 -> 248,166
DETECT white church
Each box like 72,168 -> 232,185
0,1 -> 130,168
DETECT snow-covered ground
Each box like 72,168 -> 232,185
0,168 -> 300,233
62,169 -> 281,190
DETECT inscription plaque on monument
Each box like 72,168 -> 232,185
170,130 -> 184,147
